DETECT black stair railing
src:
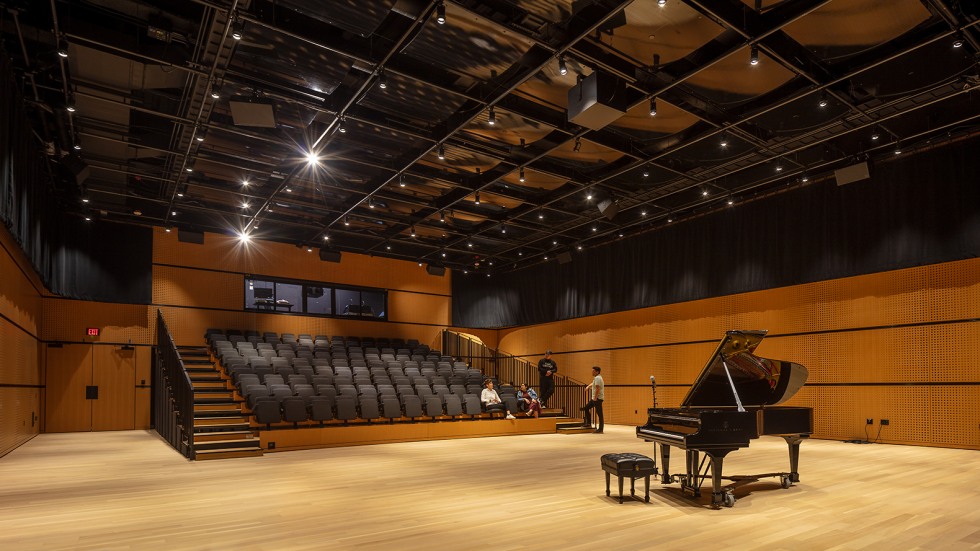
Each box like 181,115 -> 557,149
154,310 -> 195,459
442,330 -> 588,416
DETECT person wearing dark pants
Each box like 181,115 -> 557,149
581,366 -> 605,433
537,350 -> 558,408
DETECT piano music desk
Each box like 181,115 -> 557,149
600,453 -> 658,504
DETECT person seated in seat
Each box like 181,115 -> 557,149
481,379 -> 516,419
517,383 -> 542,418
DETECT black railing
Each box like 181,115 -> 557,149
154,310 -> 195,459
442,330 -> 588,417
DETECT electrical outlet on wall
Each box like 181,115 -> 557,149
881,419 -> 890,426
866,418 -> 873,424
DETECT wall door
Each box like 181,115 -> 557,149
45,344 -> 137,432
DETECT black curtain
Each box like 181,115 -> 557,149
453,137 -> 980,328
1,53 -> 152,304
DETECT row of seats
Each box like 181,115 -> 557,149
251,392 -> 496,426
205,329 -> 429,354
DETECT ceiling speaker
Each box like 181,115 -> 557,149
556,251 -> 572,264
425,265 -> 446,276
63,155 -> 90,186
229,99 -> 277,128
567,71 -> 628,130
177,229 -> 204,244
318,249 -> 341,263
835,161 -> 870,186
597,198 -> 619,220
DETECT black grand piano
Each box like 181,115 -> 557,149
636,330 -> 812,507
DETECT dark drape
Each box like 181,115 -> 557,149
453,136 -> 980,328
1,53 -> 152,304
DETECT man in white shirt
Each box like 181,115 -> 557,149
581,366 -> 604,433
481,380 -> 516,419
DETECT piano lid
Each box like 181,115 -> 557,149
681,330 -> 808,409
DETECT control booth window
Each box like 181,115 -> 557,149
245,277 -> 384,320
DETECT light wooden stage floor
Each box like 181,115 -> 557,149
2,427 -> 979,550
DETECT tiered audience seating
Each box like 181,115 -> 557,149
205,329 -> 512,429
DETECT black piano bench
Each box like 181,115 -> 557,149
600,453 -> 658,504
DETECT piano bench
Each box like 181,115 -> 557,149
601,453 -> 657,504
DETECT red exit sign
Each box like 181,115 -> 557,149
87,327 -> 100,337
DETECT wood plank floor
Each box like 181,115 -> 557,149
1,427 -> 979,550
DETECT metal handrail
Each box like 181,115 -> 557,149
442,330 -> 589,417
154,310 -> 195,459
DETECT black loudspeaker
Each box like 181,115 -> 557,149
597,199 -> 619,220
567,71 -> 629,130
318,249 -> 341,263
178,229 -> 204,244
64,155 -> 90,186
556,251 -> 572,264
426,265 -> 446,276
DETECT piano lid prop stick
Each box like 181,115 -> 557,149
650,375 -> 657,408
720,355 -> 746,413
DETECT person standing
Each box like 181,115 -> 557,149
581,366 -> 605,433
537,350 -> 558,408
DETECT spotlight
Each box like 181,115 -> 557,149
73,141 -> 82,151
238,231 -> 250,242
66,97 -> 76,112
591,226 -> 597,232
586,190 -> 593,201
667,215 -> 673,223
439,210 -> 445,222
701,189 -> 709,197
577,245 -> 583,250
801,173 -> 809,182
323,235 -> 329,241
84,216 -> 91,221
81,195 -> 89,203
338,118 -> 346,133
642,168 -> 649,178
894,143 -> 902,155
410,226 -> 416,237
378,68 -> 387,89
519,167 -> 525,182
437,144 -> 445,160
306,151 -> 320,165
195,127 -> 206,142
468,242 -> 473,248
871,126 -> 880,141
720,134 -> 729,147
57,39 -> 69,58
573,137 -> 581,152
818,92 -> 829,108
307,246 -> 313,253
649,97 -> 657,116
418,261 -> 423,267
474,191 -> 480,205
750,45 -> 759,66
558,55 -> 567,76
171,210 -> 177,216
488,106 -> 495,126
231,19 -> 243,40
538,212 -> 544,220
210,84 -> 221,99
500,225 -> 506,234
165,227 -> 171,232
242,178 -> 250,186
727,197 -> 734,206
368,197 -> 375,209
185,167 -> 193,173
953,34 -> 964,48
641,209 -> 647,216
775,160 -> 783,172
436,1 -> 446,25
658,0 -> 667,6
441,252 -> 446,257
386,244 -> 391,250
344,216 -> 350,226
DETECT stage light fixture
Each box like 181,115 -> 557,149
750,45 -> 759,65
649,97 -> 657,116
436,1 -> 446,24
378,68 -> 387,89
399,174 -> 406,187
488,106 -> 495,126
519,167 -> 525,182
231,19 -> 243,40
474,191 -> 480,205
818,92 -> 829,108
558,56 -> 567,76
57,39 -> 69,58
437,144 -> 445,159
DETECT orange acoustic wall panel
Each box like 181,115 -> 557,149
497,257 -> 980,450
0,224 -> 43,457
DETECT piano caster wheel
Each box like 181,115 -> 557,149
781,475 -> 792,489
723,492 -> 736,508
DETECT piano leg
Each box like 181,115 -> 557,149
783,434 -> 807,483
659,443 -> 672,484
681,450 -> 701,498
707,452 -> 727,507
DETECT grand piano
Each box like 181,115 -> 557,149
636,330 -> 812,507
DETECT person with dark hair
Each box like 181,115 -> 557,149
537,350 -> 558,408
581,366 -> 605,433
481,379 -> 516,419
517,383 -> 541,418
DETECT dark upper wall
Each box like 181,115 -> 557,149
453,136 -> 980,328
